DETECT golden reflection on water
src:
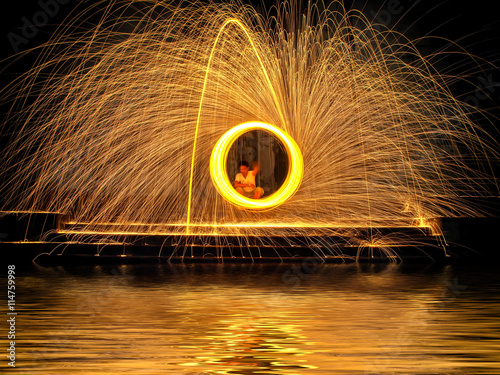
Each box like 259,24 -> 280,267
11,263 -> 500,374
180,317 -> 315,373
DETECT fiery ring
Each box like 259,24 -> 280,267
210,121 -> 304,210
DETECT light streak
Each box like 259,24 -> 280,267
186,17 -> 286,234
0,0 -> 497,249
210,121 -> 303,210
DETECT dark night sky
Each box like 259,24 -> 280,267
1,1 -> 500,62
1,0 -> 500,133
0,1 -> 498,210
1,1 -> 500,84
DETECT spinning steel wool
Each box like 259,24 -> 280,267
1,0 -> 497,244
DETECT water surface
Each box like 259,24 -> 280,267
6,261 -> 500,374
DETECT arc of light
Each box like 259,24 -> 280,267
186,18 -> 286,234
210,121 -> 303,210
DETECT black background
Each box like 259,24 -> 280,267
1,1 -> 499,110
1,0 -> 499,171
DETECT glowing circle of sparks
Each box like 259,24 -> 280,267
210,121 -> 304,210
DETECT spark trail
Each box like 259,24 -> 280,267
0,0 -> 498,244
